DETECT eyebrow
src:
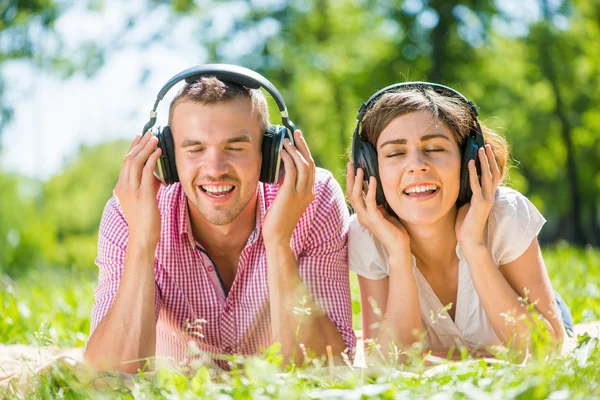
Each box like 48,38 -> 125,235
378,133 -> 451,149
180,135 -> 252,148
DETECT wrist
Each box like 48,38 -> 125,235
127,235 -> 159,254
458,241 -> 487,257
382,237 -> 410,257
263,233 -> 292,250
387,251 -> 412,271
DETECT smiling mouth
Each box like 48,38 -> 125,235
403,185 -> 440,198
200,185 -> 235,198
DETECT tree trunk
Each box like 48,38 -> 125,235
539,0 -> 587,245
429,2 -> 453,82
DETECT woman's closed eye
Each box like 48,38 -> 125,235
425,148 -> 445,153
385,152 -> 406,158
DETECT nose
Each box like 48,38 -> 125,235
406,149 -> 430,174
202,148 -> 230,176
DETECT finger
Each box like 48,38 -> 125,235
127,131 -> 153,160
350,167 -> 367,213
130,135 -> 159,185
478,146 -> 493,196
293,131 -> 316,193
468,159 -> 482,198
141,146 -> 162,188
365,176 -> 378,213
293,130 -> 315,169
279,147 -> 297,191
129,134 -> 143,151
486,144 -> 501,183
120,134 -> 146,182
346,162 -> 355,198
283,137 -> 309,191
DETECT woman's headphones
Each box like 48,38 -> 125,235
351,82 -> 485,208
141,64 -> 296,185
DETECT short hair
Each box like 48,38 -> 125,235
168,76 -> 269,133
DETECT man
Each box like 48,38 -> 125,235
83,74 -> 355,373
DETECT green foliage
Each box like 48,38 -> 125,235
0,140 -> 129,276
40,140 -> 129,269
0,246 -> 598,397
189,0 -> 600,245
0,268 -> 95,347
2,334 -> 600,398
0,172 -> 45,276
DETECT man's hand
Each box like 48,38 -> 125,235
262,130 -> 315,244
114,131 -> 163,247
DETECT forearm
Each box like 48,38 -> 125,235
375,253 -> 423,357
84,242 -> 157,373
265,241 -> 346,362
462,244 -> 558,351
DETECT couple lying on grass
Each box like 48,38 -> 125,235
83,65 -> 573,373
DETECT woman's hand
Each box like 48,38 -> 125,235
455,144 -> 501,247
346,162 -> 410,255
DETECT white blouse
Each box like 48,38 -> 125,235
348,187 -> 546,351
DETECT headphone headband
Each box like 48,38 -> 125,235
142,64 -> 295,135
356,81 -> 479,124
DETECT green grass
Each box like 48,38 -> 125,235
1,245 -> 599,398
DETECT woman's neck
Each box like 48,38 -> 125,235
404,208 -> 459,273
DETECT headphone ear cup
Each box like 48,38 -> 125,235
161,126 -> 179,184
260,125 -> 289,184
458,135 -> 480,206
358,141 -> 386,206
153,127 -> 170,185
155,126 -> 179,185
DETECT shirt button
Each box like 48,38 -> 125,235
207,266 -> 214,272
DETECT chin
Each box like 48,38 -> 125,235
390,203 -> 451,226
203,212 -> 238,226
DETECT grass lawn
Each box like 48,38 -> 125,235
1,244 -> 599,398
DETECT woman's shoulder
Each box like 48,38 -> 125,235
486,186 -> 547,265
490,186 -> 546,224
348,214 -> 390,280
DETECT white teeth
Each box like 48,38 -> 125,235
404,185 -> 439,194
202,185 -> 233,193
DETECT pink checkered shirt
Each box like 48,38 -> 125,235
90,168 -> 356,368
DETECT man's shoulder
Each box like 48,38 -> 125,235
309,167 -> 348,222
313,167 -> 342,195
156,182 -> 185,208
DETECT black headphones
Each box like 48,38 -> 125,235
142,64 -> 296,186
351,82 -> 485,208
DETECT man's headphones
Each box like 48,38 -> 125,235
351,82 -> 485,208
141,64 -> 296,186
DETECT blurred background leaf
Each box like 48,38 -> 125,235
0,0 -> 598,278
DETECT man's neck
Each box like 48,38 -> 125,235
188,193 -> 258,257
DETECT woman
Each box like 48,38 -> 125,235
346,82 -> 572,361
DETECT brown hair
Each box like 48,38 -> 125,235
361,87 -> 510,183
168,76 -> 269,133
